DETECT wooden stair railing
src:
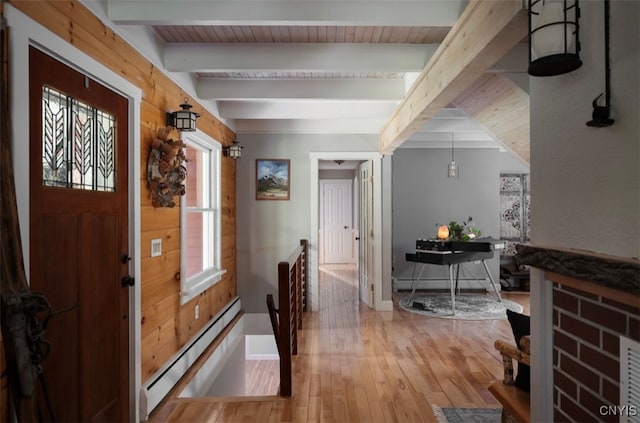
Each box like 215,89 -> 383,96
265,239 -> 308,397
266,294 -> 279,355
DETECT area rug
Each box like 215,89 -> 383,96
432,405 -> 502,423
398,293 -> 523,320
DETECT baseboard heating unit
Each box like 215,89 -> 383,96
139,297 -> 241,420
620,335 -> 640,423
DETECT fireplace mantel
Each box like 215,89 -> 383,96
516,244 -> 640,296
517,244 -> 640,422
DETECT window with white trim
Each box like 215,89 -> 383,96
180,131 -> 225,305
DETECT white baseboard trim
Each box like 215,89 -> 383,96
139,297 -> 241,420
380,300 -> 394,311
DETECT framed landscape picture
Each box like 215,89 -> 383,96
256,159 -> 290,200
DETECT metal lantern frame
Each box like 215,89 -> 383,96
223,141 -> 243,159
528,0 -> 582,77
166,100 -> 200,132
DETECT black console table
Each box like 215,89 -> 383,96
405,239 -> 504,314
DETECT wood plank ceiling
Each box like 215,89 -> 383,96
104,0 -> 530,162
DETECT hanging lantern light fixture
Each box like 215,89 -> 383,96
528,0 -> 582,77
447,134 -> 458,178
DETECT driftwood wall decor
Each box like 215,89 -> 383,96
147,127 -> 188,208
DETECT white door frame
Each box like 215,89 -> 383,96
7,6 -> 142,422
309,152 -> 382,311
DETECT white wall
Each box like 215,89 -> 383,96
530,1 -> 639,258
319,169 -> 357,180
235,134 -> 378,313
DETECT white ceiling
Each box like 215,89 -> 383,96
87,0 -> 528,150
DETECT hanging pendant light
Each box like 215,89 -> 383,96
447,134 -> 458,178
528,0 -> 582,77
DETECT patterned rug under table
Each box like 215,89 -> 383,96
398,293 -> 523,320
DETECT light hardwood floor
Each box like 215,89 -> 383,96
149,264 -> 530,422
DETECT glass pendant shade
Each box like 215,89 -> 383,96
532,3 -> 572,56
448,160 -> 457,178
447,134 -> 458,178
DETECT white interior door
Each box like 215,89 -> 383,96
358,161 -> 374,307
321,180 -> 354,264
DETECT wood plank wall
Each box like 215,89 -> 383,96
6,0 -> 238,384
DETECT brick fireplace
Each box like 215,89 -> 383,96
518,245 -> 640,422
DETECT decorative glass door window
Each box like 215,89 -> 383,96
42,86 -> 116,191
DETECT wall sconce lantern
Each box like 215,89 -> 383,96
528,0 -> 582,77
223,141 -> 243,159
166,99 -> 200,132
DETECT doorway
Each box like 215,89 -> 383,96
28,46 -> 130,422
309,152 -> 383,312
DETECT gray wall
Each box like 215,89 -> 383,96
236,131 -> 530,311
530,1 -> 639,258
392,148 -> 523,286
235,134 -> 378,312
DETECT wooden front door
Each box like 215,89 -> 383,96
28,46 -> 130,422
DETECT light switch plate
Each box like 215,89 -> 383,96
151,239 -> 162,257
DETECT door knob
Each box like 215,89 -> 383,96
121,276 -> 135,287
355,236 -> 360,240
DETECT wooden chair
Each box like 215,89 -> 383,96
488,336 -> 531,423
